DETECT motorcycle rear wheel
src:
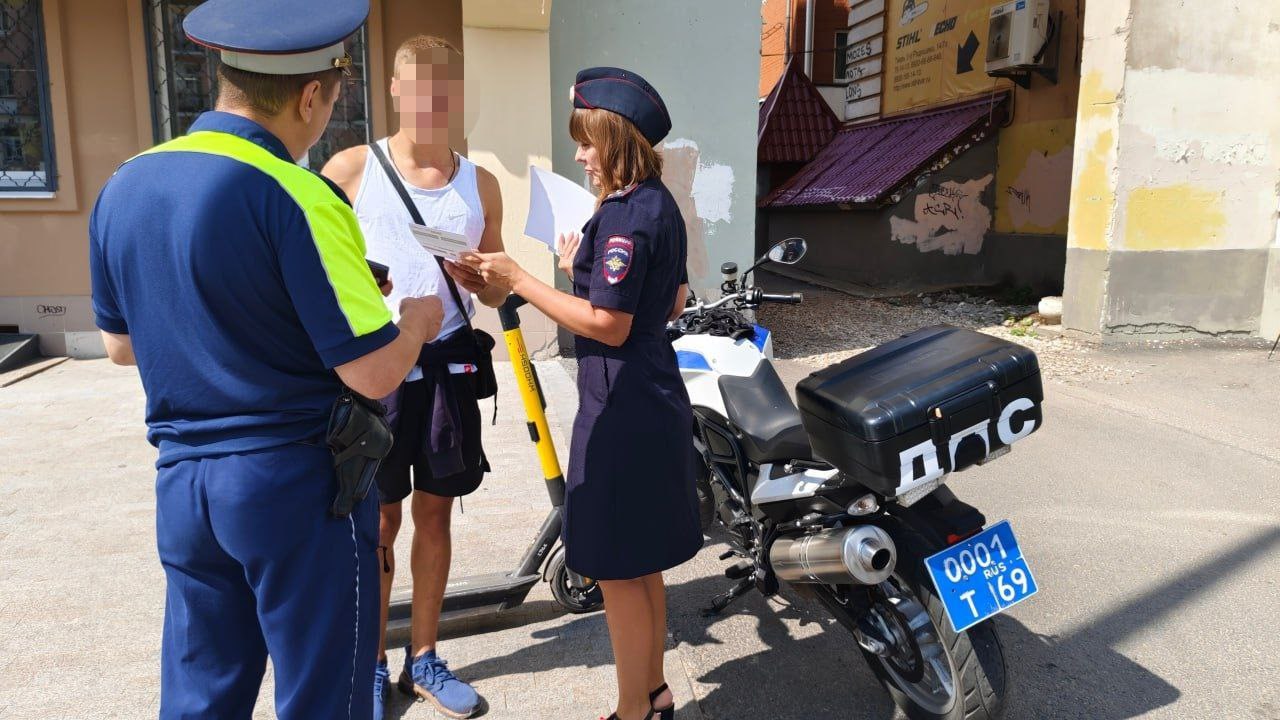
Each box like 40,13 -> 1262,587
859,522 -> 1007,720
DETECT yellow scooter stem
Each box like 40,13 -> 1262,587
498,294 -> 565,505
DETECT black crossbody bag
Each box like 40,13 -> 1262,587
368,142 -> 498,400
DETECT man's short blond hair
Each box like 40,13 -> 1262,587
393,35 -> 461,77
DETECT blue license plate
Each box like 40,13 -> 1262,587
924,520 -> 1038,634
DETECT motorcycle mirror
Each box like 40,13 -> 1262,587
767,237 -> 808,265
741,237 -> 808,287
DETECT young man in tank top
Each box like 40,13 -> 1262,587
323,35 -> 504,720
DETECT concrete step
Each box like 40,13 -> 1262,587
0,333 -> 39,373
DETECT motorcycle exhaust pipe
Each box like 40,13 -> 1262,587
769,525 -> 896,586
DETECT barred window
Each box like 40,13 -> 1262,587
0,1 -> 58,192
143,0 -> 372,168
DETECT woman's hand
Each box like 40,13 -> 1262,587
443,260 -> 487,294
555,231 -> 582,279
458,251 -> 528,294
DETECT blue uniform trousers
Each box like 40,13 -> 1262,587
155,442 -> 379,720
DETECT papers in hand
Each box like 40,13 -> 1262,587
409,223 -> 471,261
524,165 -> 597,255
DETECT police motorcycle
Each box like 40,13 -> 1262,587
669,238 -> 1042,720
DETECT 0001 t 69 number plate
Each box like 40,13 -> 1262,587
924,520 -> 1039,633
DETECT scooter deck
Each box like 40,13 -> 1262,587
387,571 -> 543,633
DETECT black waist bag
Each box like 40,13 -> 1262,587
326,390 -> 394,518
469,328 -> 498,399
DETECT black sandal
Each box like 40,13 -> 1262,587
603,711 -> 655,720
650,683 -> 674,719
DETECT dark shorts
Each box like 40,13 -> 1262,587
376,374 -> 488,503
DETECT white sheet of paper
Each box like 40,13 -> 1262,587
409,223 -> 471,261
524,165 -> 597,254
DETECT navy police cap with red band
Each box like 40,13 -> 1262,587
572,67 -> 672,146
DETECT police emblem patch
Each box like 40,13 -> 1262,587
602,236 -> 634,285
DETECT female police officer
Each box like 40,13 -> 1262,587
462,67 -> 701,720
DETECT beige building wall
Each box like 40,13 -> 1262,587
1063,0 -> 1280,340
461,1 -> 559,357
0,0 -> 149,357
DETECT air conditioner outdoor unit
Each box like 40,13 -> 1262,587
985,0 -> 1051,73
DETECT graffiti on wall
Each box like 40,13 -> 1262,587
661,138 -> 735,283
889,174 -> 994,254
1002,145 -> 1072,231
995,118 -> 1075,235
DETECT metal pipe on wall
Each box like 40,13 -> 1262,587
784,0 -> 792,63
804,0 -> 815,77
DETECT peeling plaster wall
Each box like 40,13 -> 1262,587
1063,0 -> 1280,340
991,0 -> 1085,238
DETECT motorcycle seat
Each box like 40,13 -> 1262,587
718,361 -> 814,465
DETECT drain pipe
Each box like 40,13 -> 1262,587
784,0 -> 793,64
804,0 -> 815,78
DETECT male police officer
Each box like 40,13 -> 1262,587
88,1 -> 441,717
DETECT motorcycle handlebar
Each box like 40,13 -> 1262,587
680,289 -> 804,316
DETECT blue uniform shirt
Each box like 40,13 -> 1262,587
574,178 -> 688,323
90,111 -> 398,466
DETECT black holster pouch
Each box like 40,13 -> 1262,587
326,389 -> 395,518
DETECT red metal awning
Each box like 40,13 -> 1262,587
758,60 -> 839,165
761,95 -> 1007,208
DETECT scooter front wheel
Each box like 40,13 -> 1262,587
547,548 -> 604,614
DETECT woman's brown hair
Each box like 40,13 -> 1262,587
569,108 -> 663,201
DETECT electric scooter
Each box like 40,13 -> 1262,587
386,294 -> 603,636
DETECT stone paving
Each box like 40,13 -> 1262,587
2,350 -> 1279,719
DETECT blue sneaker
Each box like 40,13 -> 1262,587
398,647 -> 479,719
373,658 -> 390,720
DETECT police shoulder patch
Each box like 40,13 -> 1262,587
602,236 -> 634,285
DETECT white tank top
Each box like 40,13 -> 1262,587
354,138 -> 486,381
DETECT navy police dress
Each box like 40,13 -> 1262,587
563,177 -> 704,580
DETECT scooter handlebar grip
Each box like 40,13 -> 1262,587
761,292 -> 803,304
499,294 -> 528,331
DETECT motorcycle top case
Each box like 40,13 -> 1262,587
796,326 -> 1042,498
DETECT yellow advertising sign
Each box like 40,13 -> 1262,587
884,0 -> 1005,115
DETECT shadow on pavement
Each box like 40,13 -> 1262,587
395,525 -> 1280,718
